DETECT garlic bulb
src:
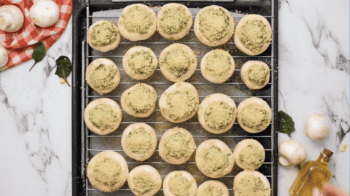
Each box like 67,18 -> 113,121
304,113 -> 330,141
30,0 -> 59,28
0,5 -> 24,32
0,46 -> 9,68
279,139 -> 307,166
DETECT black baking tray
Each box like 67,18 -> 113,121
72,0 -> 279,195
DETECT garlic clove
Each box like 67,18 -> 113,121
278,139 -> 307,166
341,144 -> 348,152
0,5 -> 24,32
59,78 -> 65,84
0,46 -> 8,68
30,0 -> 59,28
304,113 -> 330,141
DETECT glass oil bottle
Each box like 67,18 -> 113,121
289,148 -> 333,196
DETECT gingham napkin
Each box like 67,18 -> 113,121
0,0 -> 73,71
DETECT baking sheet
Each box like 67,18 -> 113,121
71,1 -> 278,195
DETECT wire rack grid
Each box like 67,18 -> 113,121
80,1 -> 277,195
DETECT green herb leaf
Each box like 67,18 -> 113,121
278,110 -> 295,137
29,42 -> 46,71
55,56 -> 72,86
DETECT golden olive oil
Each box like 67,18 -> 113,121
289,148 -> 333,196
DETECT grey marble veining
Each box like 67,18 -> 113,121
278,0 -> 349,194
0,20 -> 73,195
0,1 -> 348,196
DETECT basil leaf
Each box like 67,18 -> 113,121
29,42 -> 46,71
55,56 -> 72,86
278,110 -> 295,137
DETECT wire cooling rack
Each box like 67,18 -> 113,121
72,0 -> 279,195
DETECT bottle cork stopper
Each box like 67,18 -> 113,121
322,148 -> 333,158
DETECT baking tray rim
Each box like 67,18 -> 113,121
72,1 -> 279,195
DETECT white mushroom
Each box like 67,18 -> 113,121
30,0 -> 59,28
34,0 -> 50,3
304,113 -> 330,141
278,139 -> 307,166
0,5 -> 24,32
0,46 -> 8,68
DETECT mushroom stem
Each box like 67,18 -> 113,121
278,139 -> 307,166
279,156 -> 292,167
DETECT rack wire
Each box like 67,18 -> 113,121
80,1 -> 277,195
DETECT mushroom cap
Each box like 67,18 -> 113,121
236,97 -> 272,133
0,5 -> 24,32
87,151 -> 129,192
159,82 -> 199,123
234,14 -> 272,56
0,46 -> 8,68
278,139 -> 307,166
127,165 -> 162,196
241,60 -> 270,90
195,139 -> 235,178
86,58 -> 120,95
194,5 -> 235,47
233,139 -> 265,170
158,127 -> 196,165
34,0 -> 51,3
30,0 -> 59,28
84,98 -> 122,135
157,3 -> 193,40
121,123 -> 157,161
87,20 -> 121,52
200,49 -> 235,84
118,4 -> 157,41
304,113 -> 330,141
233,171 -> 271,196
120,83 -> 157,118
197,93 -> 237,134
196,180 -> 229,196
159,43 -> 197,83
163,171 -> 197,196
122,46 -> 158,80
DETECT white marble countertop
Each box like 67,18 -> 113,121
0,0 -> 348,195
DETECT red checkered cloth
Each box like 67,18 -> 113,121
0,0 -> 73,71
